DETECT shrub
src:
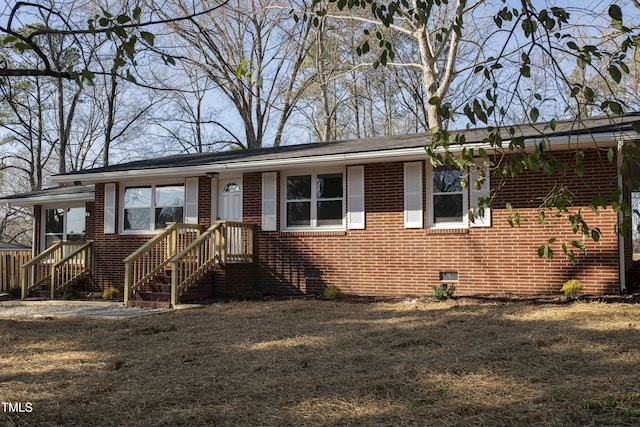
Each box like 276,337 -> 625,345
323,286 -> 342,300
7,286 -> 21,298
102,287 -> 120,300
430,283 -> 455,301
561,279 -> 583,298
233,289 -> 263,301
62,286 -> 81,300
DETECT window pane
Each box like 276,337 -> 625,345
287,176 -> 311,200
45,209 -> 64,234
155,185 -> 184,207
286,201 -> 311,226
124,187 -> 152,208
66,207 -> 86,235
317,174 -> 343,199
46,234 -> 63,248
433,167 -> 463,193
223,182 -> 240,192
124,208 -> 151,230
155,207 -> 184,229
433,194 -> 463,223
317,200 -> 343,226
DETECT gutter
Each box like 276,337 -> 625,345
0,192 -> 94,207
50,131 -> 633,185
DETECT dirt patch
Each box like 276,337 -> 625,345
1,298 -> 640,426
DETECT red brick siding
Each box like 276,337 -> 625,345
92,183 -> 140,292
212,262 -> 257,297
197,177 -> 212,228
90,179 -> 214,293
33,206 -> 42,254
57,148 -> 624,297
245,149 -> 622,296
85,202 -> 95,241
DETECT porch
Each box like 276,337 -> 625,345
20,221 -> 254,307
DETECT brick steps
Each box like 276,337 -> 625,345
128,274 -> 171,308
127,273 -> 215,308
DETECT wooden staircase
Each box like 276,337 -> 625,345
21,241 -> 94,300
124,222 -> 253,308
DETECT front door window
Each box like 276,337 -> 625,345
218,179 -> 242,222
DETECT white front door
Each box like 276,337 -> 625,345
218,178 -> 243,222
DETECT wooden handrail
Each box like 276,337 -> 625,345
22,241 -> 63,270
21,241 -> 90,299
51,241 -> 93,298
169,221 -> 253,306
123,222 -> 202,305
122,223 -> 200,263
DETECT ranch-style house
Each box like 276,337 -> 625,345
2,114 -> 639,307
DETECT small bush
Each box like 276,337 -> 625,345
62,286 -> 81,300
323,286 -> 342,300
430,283 -> 455,301
102,288 -> 120,300
7,286 -> 21,298
233,289 -> 263,301
561,279 -> 583,298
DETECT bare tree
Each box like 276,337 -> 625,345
0,72 -> 57,191
151,64 -> 243,154
162,0 -> 315,148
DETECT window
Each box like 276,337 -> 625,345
284,172 -> 344,229
430,165 -> 467,227
286,175 -> 311,227
317,173 -> 343,226
224,182 -> 240,193
123,184 -> 184,231
44,207 -> 86,248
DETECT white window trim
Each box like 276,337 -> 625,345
119,180 -> 188,235
426,163 -> 468,229
280,168 -> 346,231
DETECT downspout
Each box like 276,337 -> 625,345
617,140 -> 627,292
31,206 -> 36,258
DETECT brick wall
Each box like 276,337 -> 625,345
90,180 -> 214,293
33,206 -> 42,253
85,202 -> 95,241
245,149 -> 622,297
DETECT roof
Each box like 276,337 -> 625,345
0,242 -> 30,251
39,112 -> 640,185
0,185 -> 95,206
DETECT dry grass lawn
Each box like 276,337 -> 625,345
1,298 -> 640,426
